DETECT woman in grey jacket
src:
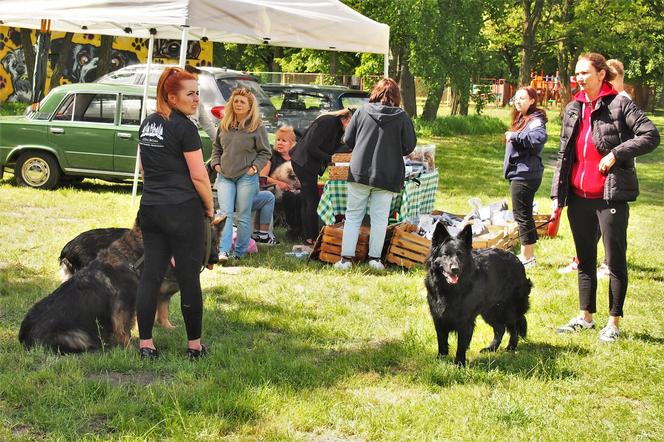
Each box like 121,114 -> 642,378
210,88 -> 271,261
503,86 -> 547,269
334,78 -> 417,271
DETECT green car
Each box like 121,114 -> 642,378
0,83 -> 212,189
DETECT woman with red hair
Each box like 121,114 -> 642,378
334,78 -> 417,271
136,67 -> 214,359
503,86 -> 548,269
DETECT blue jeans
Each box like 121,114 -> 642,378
341,182 -> 395,259
253,190 -> 275,228
216,172 -> 259,256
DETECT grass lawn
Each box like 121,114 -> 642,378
0,109 -> 662,441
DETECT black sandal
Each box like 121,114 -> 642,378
139,347 -> 159,359
186,344 -> 208,360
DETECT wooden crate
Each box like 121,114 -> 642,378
315,223 -> 369,264
471,223 -> 518,250
386,224 -> 432,269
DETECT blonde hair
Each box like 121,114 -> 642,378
221,88 -> 262,133
606,59 -> 625,78
275,125 -> 296,143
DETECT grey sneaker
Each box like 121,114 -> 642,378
218,251 -> 230,264
556,316 -> 595,334
520,256 -> 536,270
368,259 -> 385,271
333,258 -> 352,270
599,325 -> 620,342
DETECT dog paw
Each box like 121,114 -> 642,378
506,345 -> 517,352
480,345 -> 498,353
158,321 -> 177,330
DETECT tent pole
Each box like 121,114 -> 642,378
383,52 -> 389,78
178,26 -> 189,67
131,33 -> 155,207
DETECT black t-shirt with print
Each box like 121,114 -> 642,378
139,110 -> 202,205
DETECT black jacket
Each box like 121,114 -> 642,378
290,114 -> 345,175
344,103 -> 417,193
551,94 -> 659,205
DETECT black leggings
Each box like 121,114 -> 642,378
292,162 -> 321,241
567,193 -> 629,317
137,198 -> 205,340
510,178 -> 541,246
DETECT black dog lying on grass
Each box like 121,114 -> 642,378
425,223 -> 531,366
58,218 -> 225,329
19,222 -> 145,353
20,217 -> 225,353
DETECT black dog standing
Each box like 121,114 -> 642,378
425,223 -> 531,366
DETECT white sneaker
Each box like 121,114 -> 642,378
333,258 -> 352,270
556,316 -> 595,334
558,257 -> 579,274
518,255 -> 536,270
368,259 -> 385,271
599,325 -> 620,342
218,251 -> 229,264
597,262 -> 610,279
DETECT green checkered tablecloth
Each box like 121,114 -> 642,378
317,171 -> 439,225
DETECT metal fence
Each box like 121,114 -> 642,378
249,72 -> 383,92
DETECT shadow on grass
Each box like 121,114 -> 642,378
630,332 -> 664,345
0,264 -> 57,324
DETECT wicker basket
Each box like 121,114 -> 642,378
328,153 -> 352,180
533,214 -> 553,237
328,166 -> 349,180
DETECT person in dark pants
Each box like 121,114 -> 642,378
136,67 -> 215,359
503,86 -> 547,269
290,109 -> 353,244
552,53 -> 659,342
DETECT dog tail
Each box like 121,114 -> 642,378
18,316 -> 34,348
516,316 -> 528,338
52,330 -> 95,353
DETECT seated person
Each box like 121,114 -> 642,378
252,190 -> 278,245
260,125 -> 303,240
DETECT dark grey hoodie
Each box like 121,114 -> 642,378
343,102 -> 417,193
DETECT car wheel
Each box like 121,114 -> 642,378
14,151 -> 61,189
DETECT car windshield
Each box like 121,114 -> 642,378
340,94 -> 369,109
216,78 -> 272,106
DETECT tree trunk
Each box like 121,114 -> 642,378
556,0 -> 575,118
632,81 -> 649,110
451,88 -> 459,115
49,33 -> 74,90
270,47 -> 283,72
96,35 -> 114,78
20,29 -> 35,89
422,84 -> 445,121
329,51 -> 337,77
518,0 -> 545,86
400,59 -> 417,118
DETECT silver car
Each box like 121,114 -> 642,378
96,64 -> 278,132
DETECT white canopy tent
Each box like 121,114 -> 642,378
1,0 -> 390,202
0,0 -> 390,55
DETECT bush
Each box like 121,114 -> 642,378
415,115 -> 507,137
0,101 -> 28,116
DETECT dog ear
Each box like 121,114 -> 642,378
460,223 -> 473,247
431,221 -> 451,246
